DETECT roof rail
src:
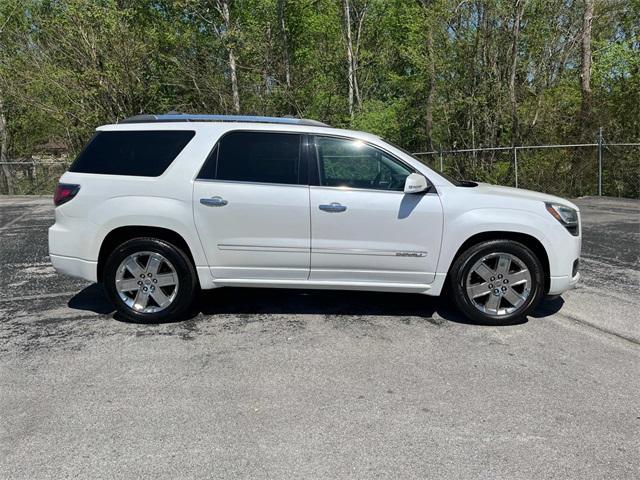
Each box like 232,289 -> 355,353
119,113 -> 329,127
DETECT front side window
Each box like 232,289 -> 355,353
314,136 -> 412,191
70,130 -> 195,177
200,131 -> 302,185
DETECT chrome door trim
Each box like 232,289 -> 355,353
218,244 -> 309,253
313,247 -> 427,257
309,185 -> 438,196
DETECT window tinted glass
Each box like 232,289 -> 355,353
70,130 -> 195,177
213,132 -> 301,184
315,137 -> 412,191
197,144 -> 218,181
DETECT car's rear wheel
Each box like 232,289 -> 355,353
449,240 -> 544,325
103,237 -> 197,323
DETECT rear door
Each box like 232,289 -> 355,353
309,135 -> 443,285
193,131 -> 311,280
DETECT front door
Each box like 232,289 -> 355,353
193,131 -> 310,280
309,135 -> 443,285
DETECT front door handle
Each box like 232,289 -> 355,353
319,202 -> 347,213
200,196 -> 228,207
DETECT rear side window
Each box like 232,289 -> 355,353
70,130 -> 195,177
198,131 -> 302,185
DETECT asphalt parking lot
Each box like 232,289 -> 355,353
1,195 -> 638,479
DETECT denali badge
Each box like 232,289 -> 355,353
395,251 -> 427,257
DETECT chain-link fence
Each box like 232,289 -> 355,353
0,161 -> 69,195
1,140 -> 639,198
413,141 -> 640,199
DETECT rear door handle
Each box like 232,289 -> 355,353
319,202 -> 347,213
200,196 -> 228,207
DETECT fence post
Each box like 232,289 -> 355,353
439,151 -> 443,172
597,127 -> 603,196
513,147 -> 518,188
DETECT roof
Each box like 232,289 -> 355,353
119,113 -> 329,127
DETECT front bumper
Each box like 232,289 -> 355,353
548,271 -> 580,295
547,227 -> 581,295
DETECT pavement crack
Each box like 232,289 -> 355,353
556,311 -> 640,347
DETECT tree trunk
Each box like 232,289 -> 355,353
353,3 -> 366,110
264,22 -> 273,91
425,28 -> 435,151
277,0 -> 291,89
218,0 -> 240,113
580,0 -> 594,137
0,89 -> 14,195
343,0 -> 355,119
228,50 -> 240,114
509,0 -> 525,145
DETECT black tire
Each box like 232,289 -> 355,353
103,237 -> 197,323
448,240 -> 544,325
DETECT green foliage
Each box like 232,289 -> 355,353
0,0 -> 638,196
351,100 -> 402,141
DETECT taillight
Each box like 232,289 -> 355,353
53,183 -> 80,206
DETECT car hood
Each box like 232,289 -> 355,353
472,183 -> 579,211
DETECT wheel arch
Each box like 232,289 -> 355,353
445,231 -> 551,293
97,226 -> 197,283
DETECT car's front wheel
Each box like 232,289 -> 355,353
449,240 -> 544,325
103,237 -> 197,323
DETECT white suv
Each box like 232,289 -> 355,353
49,114 -> 581,325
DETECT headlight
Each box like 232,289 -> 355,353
545,203 -> 579,236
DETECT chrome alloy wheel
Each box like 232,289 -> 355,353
115,251 -> 179,313
465,252 -> 532,316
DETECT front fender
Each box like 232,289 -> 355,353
436,208 -> 562,276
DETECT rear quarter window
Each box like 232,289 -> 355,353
70,130 -> 195,177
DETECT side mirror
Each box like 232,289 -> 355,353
403,173 -> 428,194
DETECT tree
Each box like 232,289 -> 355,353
181,0 -> 242,113
580,0 -> 594,138
342,0 -> 367,118
0,0 -> 638,196
277,0 -> 292,89
509,0 -> 526,144
217,0 -> 241,113
0,89 -> 12,195
0,0 -> 23,194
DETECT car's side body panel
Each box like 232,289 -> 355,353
430,185 -> 581,295
49,123 -> 215,288
193,180 -> 311,280
308,186 -> 443,284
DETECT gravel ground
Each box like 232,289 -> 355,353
0,195 -> 638,479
